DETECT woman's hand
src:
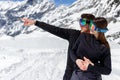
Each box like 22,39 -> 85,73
76,59 -> 85,70
84,57 -> 94,66
76,57 -> 94,71
21,18 -> 36,26
82,57 -> 94,71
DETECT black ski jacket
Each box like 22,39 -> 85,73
70,33 -> 112,75
35,21 -> 81,80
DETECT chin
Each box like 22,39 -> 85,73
90,32 -> 94,34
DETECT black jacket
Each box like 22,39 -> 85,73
35,21 -> 81,80
70,33 -> 112,75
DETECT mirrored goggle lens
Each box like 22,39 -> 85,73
79,19 -> 86,26
89,23 -> 96,30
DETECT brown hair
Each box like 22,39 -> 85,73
81,14 -> 95,21
93,17 -> 110,48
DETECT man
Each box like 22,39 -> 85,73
21,14 -> 95,80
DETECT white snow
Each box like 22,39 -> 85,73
0,27 -> 120,80
0,32 -> 68,80
106,22 -> 120,35
0,1 -> 25,10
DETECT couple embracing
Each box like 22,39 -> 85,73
21,13 -> 111,80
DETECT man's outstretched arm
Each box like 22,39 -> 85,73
21,18 -> 74,40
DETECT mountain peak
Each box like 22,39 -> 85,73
26,0 -> 46,5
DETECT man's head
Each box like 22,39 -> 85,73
80,14 -> 95,33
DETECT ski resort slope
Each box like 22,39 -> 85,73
0,31 -> 119,80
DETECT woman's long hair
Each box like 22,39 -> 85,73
93,17 -> 110,48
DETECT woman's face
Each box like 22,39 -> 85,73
90,30 -> 99,38
90,29 -> 97,34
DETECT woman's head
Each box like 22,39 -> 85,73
80,14 -> 95,33
89,17 -> 108,34
90,17 -> 110,48
94,17 -> 108,28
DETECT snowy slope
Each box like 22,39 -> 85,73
0,31 -> 120,80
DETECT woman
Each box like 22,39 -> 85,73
70,17 -> 112,80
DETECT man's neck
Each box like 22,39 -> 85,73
81,30 -> 90,33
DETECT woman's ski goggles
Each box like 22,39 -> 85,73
79,18 -> 108,33
89,21 -> 108,33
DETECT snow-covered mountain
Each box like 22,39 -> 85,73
0,0 -> 55,36
41,0 -> 120,26
0,0 -> 120,42
0,0 -> 120,80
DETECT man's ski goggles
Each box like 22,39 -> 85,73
79,18 -> 90,26
89,21 -> 108,33
79,18 -> 108,33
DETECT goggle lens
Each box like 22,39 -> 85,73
79,19 -> 87,26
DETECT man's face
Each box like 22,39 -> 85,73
79,18 -> 90,33
80,24 -> 90,33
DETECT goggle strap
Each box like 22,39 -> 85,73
96,28 -> 108,33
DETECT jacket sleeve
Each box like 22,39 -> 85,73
70,50 -> 78,63
70,36 -> 81,63
35,21 -> 73,40
88,48 -> 112,75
